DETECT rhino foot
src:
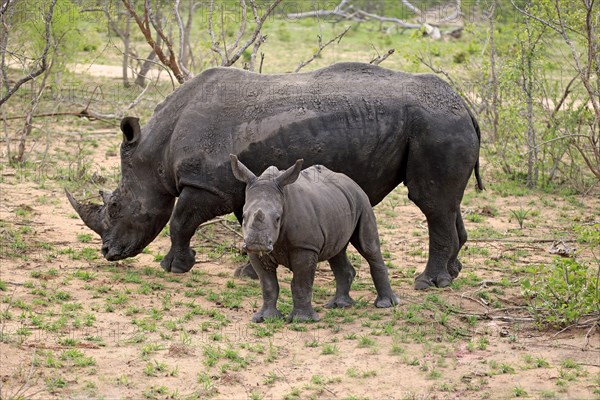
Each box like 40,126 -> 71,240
325,294 -> 355,309
234,262 -> 259,279
447,259 -> 463,279
414,271 -> 453,290
374,292 -> 400,308
288,308 -> 320,323
252,307 -> 283,323
161,247 -> 196,273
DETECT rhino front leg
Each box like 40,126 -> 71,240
232,208 -> 259,280
288,250 -> 320,322
161,187 -> 222,273
249,254 -> 283,323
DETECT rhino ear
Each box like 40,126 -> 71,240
230,154 -> 256,184
276,159 -> 303,188
120,116 -> 141,144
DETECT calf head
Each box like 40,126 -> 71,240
66,117 -> 175,261
230,155 -> 303,254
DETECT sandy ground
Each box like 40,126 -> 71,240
0,74 -> 599,399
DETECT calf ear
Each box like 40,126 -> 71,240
120,116 -> 141,144
276,159 -> 303,188
230,154 -> 256,184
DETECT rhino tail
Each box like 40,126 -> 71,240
465,103 -> 485,192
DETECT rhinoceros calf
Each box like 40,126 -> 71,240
230,155 -> 400,322
66,62 -> 483,290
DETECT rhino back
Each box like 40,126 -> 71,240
138,63 -> 473,206
277,165 -> 370,261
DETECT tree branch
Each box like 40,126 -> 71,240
121,0 -> 187,84
0,0 -> 57,107
225,0 -> 282,67
294,26 -> 351,73
208,0 -> 225,64
369,48 -> 395,65
174,0 -> 192,79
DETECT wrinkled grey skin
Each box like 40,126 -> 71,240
66,62 -> 483,290
230,155 -> 400,322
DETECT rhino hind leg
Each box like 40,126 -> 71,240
234,263 -> 259,279
325,249 -> 356,309
350,212 -> 400,308
413,211 -> 457,290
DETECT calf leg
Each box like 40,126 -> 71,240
325,248 -> 356,309
351,212 -> 400,308
288,250 -> 320,322
447,213 -> 467,279
249,254 -> 283,323
232,207 -> 259,279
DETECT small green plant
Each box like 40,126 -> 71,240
321,344 -> 339,355
511,207 -> 531,229
513,386 -> 528,397
522,257 -> 599,327
76,233 -> 93,243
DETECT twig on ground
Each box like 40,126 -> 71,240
219,220 -> 243,239
583,322 -> 598,350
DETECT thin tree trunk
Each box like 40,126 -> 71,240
135,49 -> 157,87
489,0 -> 499,142
122,12 -> 131,87
524,21 -> 538,188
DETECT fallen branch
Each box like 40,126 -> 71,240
3,109 -> 121,122
355,9 -> 421,29
470,238 -> 577,243
286,0 -> 351,20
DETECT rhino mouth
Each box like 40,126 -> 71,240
243,242 -> 273,254
101,241 -> 141,261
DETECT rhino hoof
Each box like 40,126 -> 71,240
161,248 -> 196,273
288,309 -> 320,323
414,272 -> 453,290
374,293 -> 400,308
325,295 -> 354,309
234,263 -> 259,279
447,259 -> 463,279
252,308 -> 283,323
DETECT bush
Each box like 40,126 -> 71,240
522,257 -> 599,328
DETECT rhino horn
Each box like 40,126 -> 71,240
65,189 -> 105,236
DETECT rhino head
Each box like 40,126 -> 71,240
230,154 -> 303,254
66,117 -> 175,261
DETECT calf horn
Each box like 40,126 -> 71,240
65,189 -> 105,236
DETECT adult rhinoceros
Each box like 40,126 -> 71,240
66,62 -> 483,289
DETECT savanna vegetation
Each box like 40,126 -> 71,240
0,0 -> 598,399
